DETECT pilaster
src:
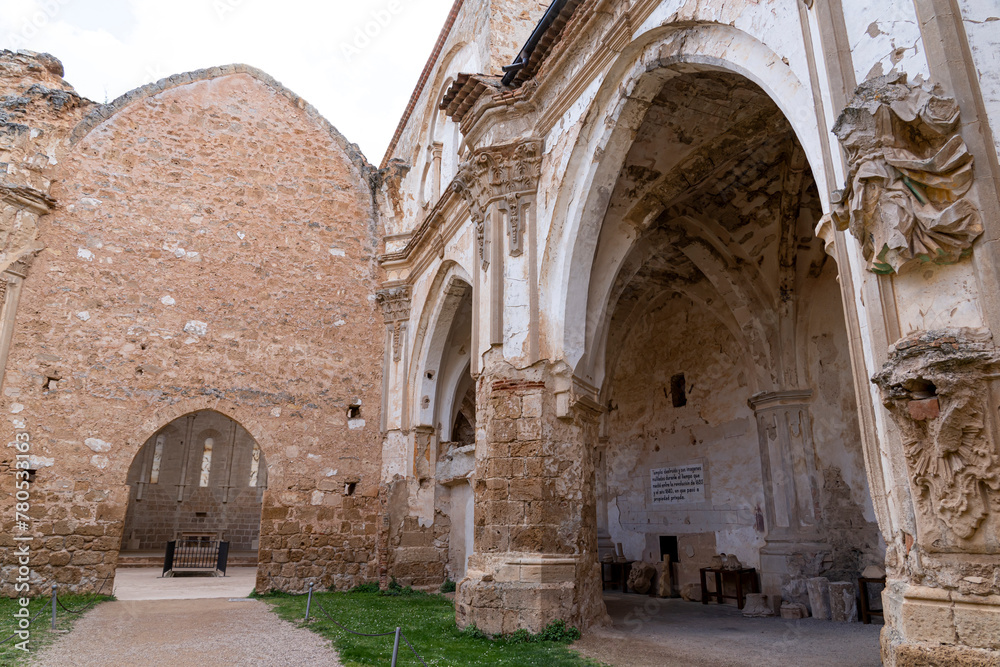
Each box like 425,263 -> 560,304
748,390 -> 829,608
455,356 -> 607,634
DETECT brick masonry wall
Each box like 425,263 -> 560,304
456,358 -> 606,634
0,65 -> 385,595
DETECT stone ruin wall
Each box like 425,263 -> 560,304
0,55 -> 386,595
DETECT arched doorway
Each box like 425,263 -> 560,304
583,69 -> 884,614
388,272 -> 476,588
431,283 -> 476,583
119,410 -> 267,567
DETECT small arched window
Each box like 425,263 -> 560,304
150,434 -> 165,484
249,443 -> 261,487
199,437 -> 214,487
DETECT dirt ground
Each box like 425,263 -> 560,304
571,593 -> 882,667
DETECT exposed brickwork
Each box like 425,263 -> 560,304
456,358 -> 605,634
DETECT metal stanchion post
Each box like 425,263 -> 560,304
391,627 -> 401,667
305,582 -> 314,622
51,584 -> 57,631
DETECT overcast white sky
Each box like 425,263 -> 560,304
0,0 -> 456,162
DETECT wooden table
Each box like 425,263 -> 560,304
858,576 -> 886,624
699,567 -> 758,610
601,561 -> 634,593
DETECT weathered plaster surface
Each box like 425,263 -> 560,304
604,294 -> 765,578
842,0 -> 929,83
957,0 -> 1000,161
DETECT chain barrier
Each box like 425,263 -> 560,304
311,597 -> 398,637
0,574 -> 111,646
0,575 -> 114,647
0,605 -> 47,646
265,573 -> 428,665
55,574 -> 113,615
402,632 -> 430,667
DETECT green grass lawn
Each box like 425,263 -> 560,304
0,593 -> 111,666
263,586 -> 602,667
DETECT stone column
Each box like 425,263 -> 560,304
455,357 -> 607,634
829,76 -> 1000,662
748,390 -> 829,609
453,138 -> 543,363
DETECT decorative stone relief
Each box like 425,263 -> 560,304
873,328 -> 1000,550
376,285 -> 412,362
452,138 -> 542,269
831,74 -> 982,274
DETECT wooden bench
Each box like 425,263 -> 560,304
162,538 -> 230,577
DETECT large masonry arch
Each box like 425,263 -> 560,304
120,409 -> 268,562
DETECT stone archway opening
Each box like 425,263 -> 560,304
389,276 -> 475,588
430,282 -> 476,585
587,69 -> 885,627
118,410 -> 268,574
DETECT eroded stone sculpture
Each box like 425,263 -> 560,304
873,328 -> 1000,549
656,556 -> 673,597
627,562 -> 656,595
807,576 -> 831,620
829,582 -> 858,623
376,286 -> 412,362
831,73 -> 982,274
452,138 -> 542,269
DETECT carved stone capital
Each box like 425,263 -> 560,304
376,285 -> 411,362
452,138 -> 542,269
873,328 -> 1000,551
376,285 -> 411,323
831,74 -> 982,274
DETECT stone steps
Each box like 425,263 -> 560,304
117,552 -> 259,569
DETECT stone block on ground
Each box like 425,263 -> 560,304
829,581 -> 858,623
742,593 -> 774,617
680,582 -> 701,602
807,576 -> 831,620
780,602 -> 809,619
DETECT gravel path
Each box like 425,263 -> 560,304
30,598 -> 342,667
